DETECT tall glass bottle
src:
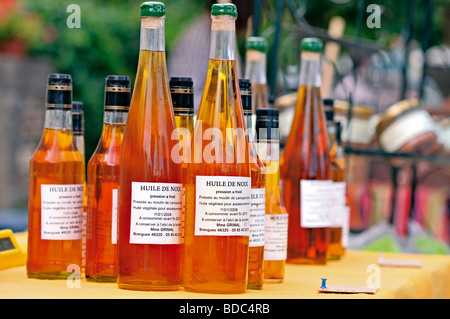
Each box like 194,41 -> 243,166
27,73 -> 85,279
280,38 -> 331,265
239,78 -> 265,290
86,75 -> 131,282
118,2 -> 182,291
255,108 -> 288,283
183,3 -> 251,294
245,36 -> 270,112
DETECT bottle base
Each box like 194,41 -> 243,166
287,257 -> 327,265
247,282 -> 263,290
27,270 -> 73,280
118,281 -> 179,292
183,282 -> 246,294
263,278 -> 284,283
86,274 -> 117,283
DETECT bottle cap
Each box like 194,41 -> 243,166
140,1 -> 165,17
211,3 -> 237,18
301,37 -> 323,53
335,121 -> 342,144
72,101 -> 83,112
47,73 -> 72,86
246,36 -> 268,53
256,108 -> 279,141
106,75 -> 130,87
170,76 -> 194,115
46,73 -> 72,109
72,101 -> 84,133
169,77 -> 193,88
323,98 -> 334,122
104,75 -> 131,111
238,78 -> 252,113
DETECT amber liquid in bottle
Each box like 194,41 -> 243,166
256,108 -> 288,283
169,76 -> 194,285
85,76 -> 130,282
72,101 -> 87,269
240,79 -> 265,290
183,12 -> 251,294
328,121 -> 346,260
27,74 -> 85,279
117,15 -> 182,291
281,49 -> 331,265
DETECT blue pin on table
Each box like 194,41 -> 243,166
320,278 -> 327,289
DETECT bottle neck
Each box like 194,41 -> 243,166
244,113 -> 255,142
245,50 -> 267,84
210,15 -> 236,60
44,109 -> 72,130
104,110 -> 128,125
299,51 -> 321,87
140,16 -> 165,51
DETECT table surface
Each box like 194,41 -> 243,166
1,232 -> 449,299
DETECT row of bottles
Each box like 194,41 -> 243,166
27,2 -> 349,294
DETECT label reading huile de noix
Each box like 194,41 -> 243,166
129,182 -> 182,244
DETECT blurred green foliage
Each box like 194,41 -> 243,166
1,0 -> 206,161
1,0 -> 449,161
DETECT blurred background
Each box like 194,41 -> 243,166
0,0 -> 449,254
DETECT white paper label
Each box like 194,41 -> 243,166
249,188 -> 265,247
264,214 -> 288,261
129,182 -> 182,244
300,180 -> 332,228
111,189 -> 118,244
195,175 -> 251,236
330,182 -> 347,227
41,184 -> 84,240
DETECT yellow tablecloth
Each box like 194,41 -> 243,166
1,232 -> 449,299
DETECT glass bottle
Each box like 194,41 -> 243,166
255,108 -> 288,283
72,101 -> 87,269
280,37 -> 331,265
118,2 -> 182,291
329,120 -> 348,260
86,75 -> 131,282
27,73 -> 85,279
183,3 -> 251,294
239,78 -> 265,290
245,36 -> 270,112
169,76 -> 194,284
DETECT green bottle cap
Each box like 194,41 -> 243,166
211,3 -> 237,18
246,36 -> 268,52
140,1 -> 165,17
301,37 -> 323,52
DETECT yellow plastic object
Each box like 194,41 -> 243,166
0,229 -> 27,270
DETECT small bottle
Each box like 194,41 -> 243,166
27,73 -> 85,279
72,101 -> 85,160
245,36 -> 270,112
328,120 -> 348,260
118,2 -> 182,291
255,108 -> 288,283
170,77 -> 194,136
169,76 -> 194,284
183,3 -> 251,294
281,38 -> 331,265
72,101 -> 88,269
239,78 -> 265,290
86,75 -> 131,282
